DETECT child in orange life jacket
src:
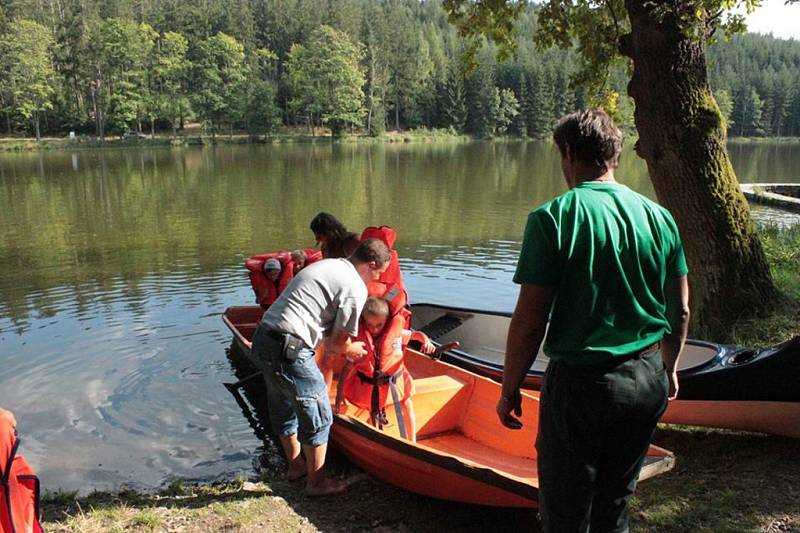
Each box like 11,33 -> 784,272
252,258 -> 282,306
334,297 -> 435,442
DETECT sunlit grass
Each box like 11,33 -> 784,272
729,224 -> 800,347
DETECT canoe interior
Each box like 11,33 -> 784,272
223,305 -> 675,506
409,303 -> 722,374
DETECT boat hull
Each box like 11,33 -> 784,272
410,303 -> 800,439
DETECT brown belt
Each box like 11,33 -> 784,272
634,342 -> 660,357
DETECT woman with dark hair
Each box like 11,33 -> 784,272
310,212 -> 360,259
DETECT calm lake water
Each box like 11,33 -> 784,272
1,140 -> 799,491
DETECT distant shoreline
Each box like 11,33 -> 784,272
0,130 -> 478,152
1,132 -> 798,153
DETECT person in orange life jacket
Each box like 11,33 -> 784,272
245,252 -> 296,309
290,249 -> 322,272
334,297 -> 435,442
291,250 -> 308,271
1,407 -> 44,533
256,258 -> 283,305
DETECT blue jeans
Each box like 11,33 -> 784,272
251,326 -> 332,447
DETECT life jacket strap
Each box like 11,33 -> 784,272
358,369 -> 407,439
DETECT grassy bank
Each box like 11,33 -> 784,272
41,424 -> 800,532
728,223 -> 800,347
728,136 -> 800,144
0,128 -> 473,152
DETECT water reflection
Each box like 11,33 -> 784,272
0,141 -> 798,491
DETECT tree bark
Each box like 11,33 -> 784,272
621,1 -> 779,339
395,87 -> 401,131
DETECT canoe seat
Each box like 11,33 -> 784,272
239,323 -> 259,343
414,374 -> 465,396
412,374 -> 469,437
418,313 -> 470,341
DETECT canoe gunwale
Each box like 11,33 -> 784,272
410,302 -> 729,376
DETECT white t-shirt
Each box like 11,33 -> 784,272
260,258 -> 367,348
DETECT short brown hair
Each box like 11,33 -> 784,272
363,296 -> 389,318
553,108 -> 623,171
350,238 -> 391,266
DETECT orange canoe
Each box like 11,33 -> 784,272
223,305 -> 675,508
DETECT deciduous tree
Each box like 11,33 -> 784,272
444,0 -> 784,338
0,20 -> 57,140
153,31 -> 191,137
286,25 -> 365,136
191,32 -> 248,139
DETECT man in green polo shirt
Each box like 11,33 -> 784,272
497,108 -> 690,533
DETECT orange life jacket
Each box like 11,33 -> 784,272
1,418 -> 43,533
245,250 -> 314,307
343,282 -> 413,421
360,226 -> 404,289
302,249 -> 323,268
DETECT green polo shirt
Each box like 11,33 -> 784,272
514,181 -> 688,365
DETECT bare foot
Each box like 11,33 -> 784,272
305,477 -> 349,497
287,459 -> 307,482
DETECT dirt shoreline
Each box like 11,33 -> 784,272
42,424 -> 799,532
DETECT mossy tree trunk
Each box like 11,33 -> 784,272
620,1 -> 779,339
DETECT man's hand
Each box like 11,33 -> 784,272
496,389 -> 523,430
0,407 -> 16,428
667,370 -> 679,400
344,340 -> 367,362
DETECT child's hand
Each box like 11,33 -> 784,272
421,339 -> 436,355
0,408 -> 16,428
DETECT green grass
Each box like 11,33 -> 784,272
727,224 -> 800,347
727,136 -> 800,144
632,425 -> 800,533
131,511 -> 163,529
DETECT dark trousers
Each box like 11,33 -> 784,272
536,349 -> 668,533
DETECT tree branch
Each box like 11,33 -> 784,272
604,0 -> 622,40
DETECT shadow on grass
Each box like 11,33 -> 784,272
271,450 -> 541,533
634,425 -> 800,532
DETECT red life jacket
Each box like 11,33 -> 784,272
244,250 -> 295,307
343,282 -> 413,417
360,226 -> 404,289
301,249 -> 323,268
1,418 -> 43,533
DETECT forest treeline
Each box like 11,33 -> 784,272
0,0 -> 798,140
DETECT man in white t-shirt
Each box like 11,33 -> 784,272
251,238 -> 390,496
